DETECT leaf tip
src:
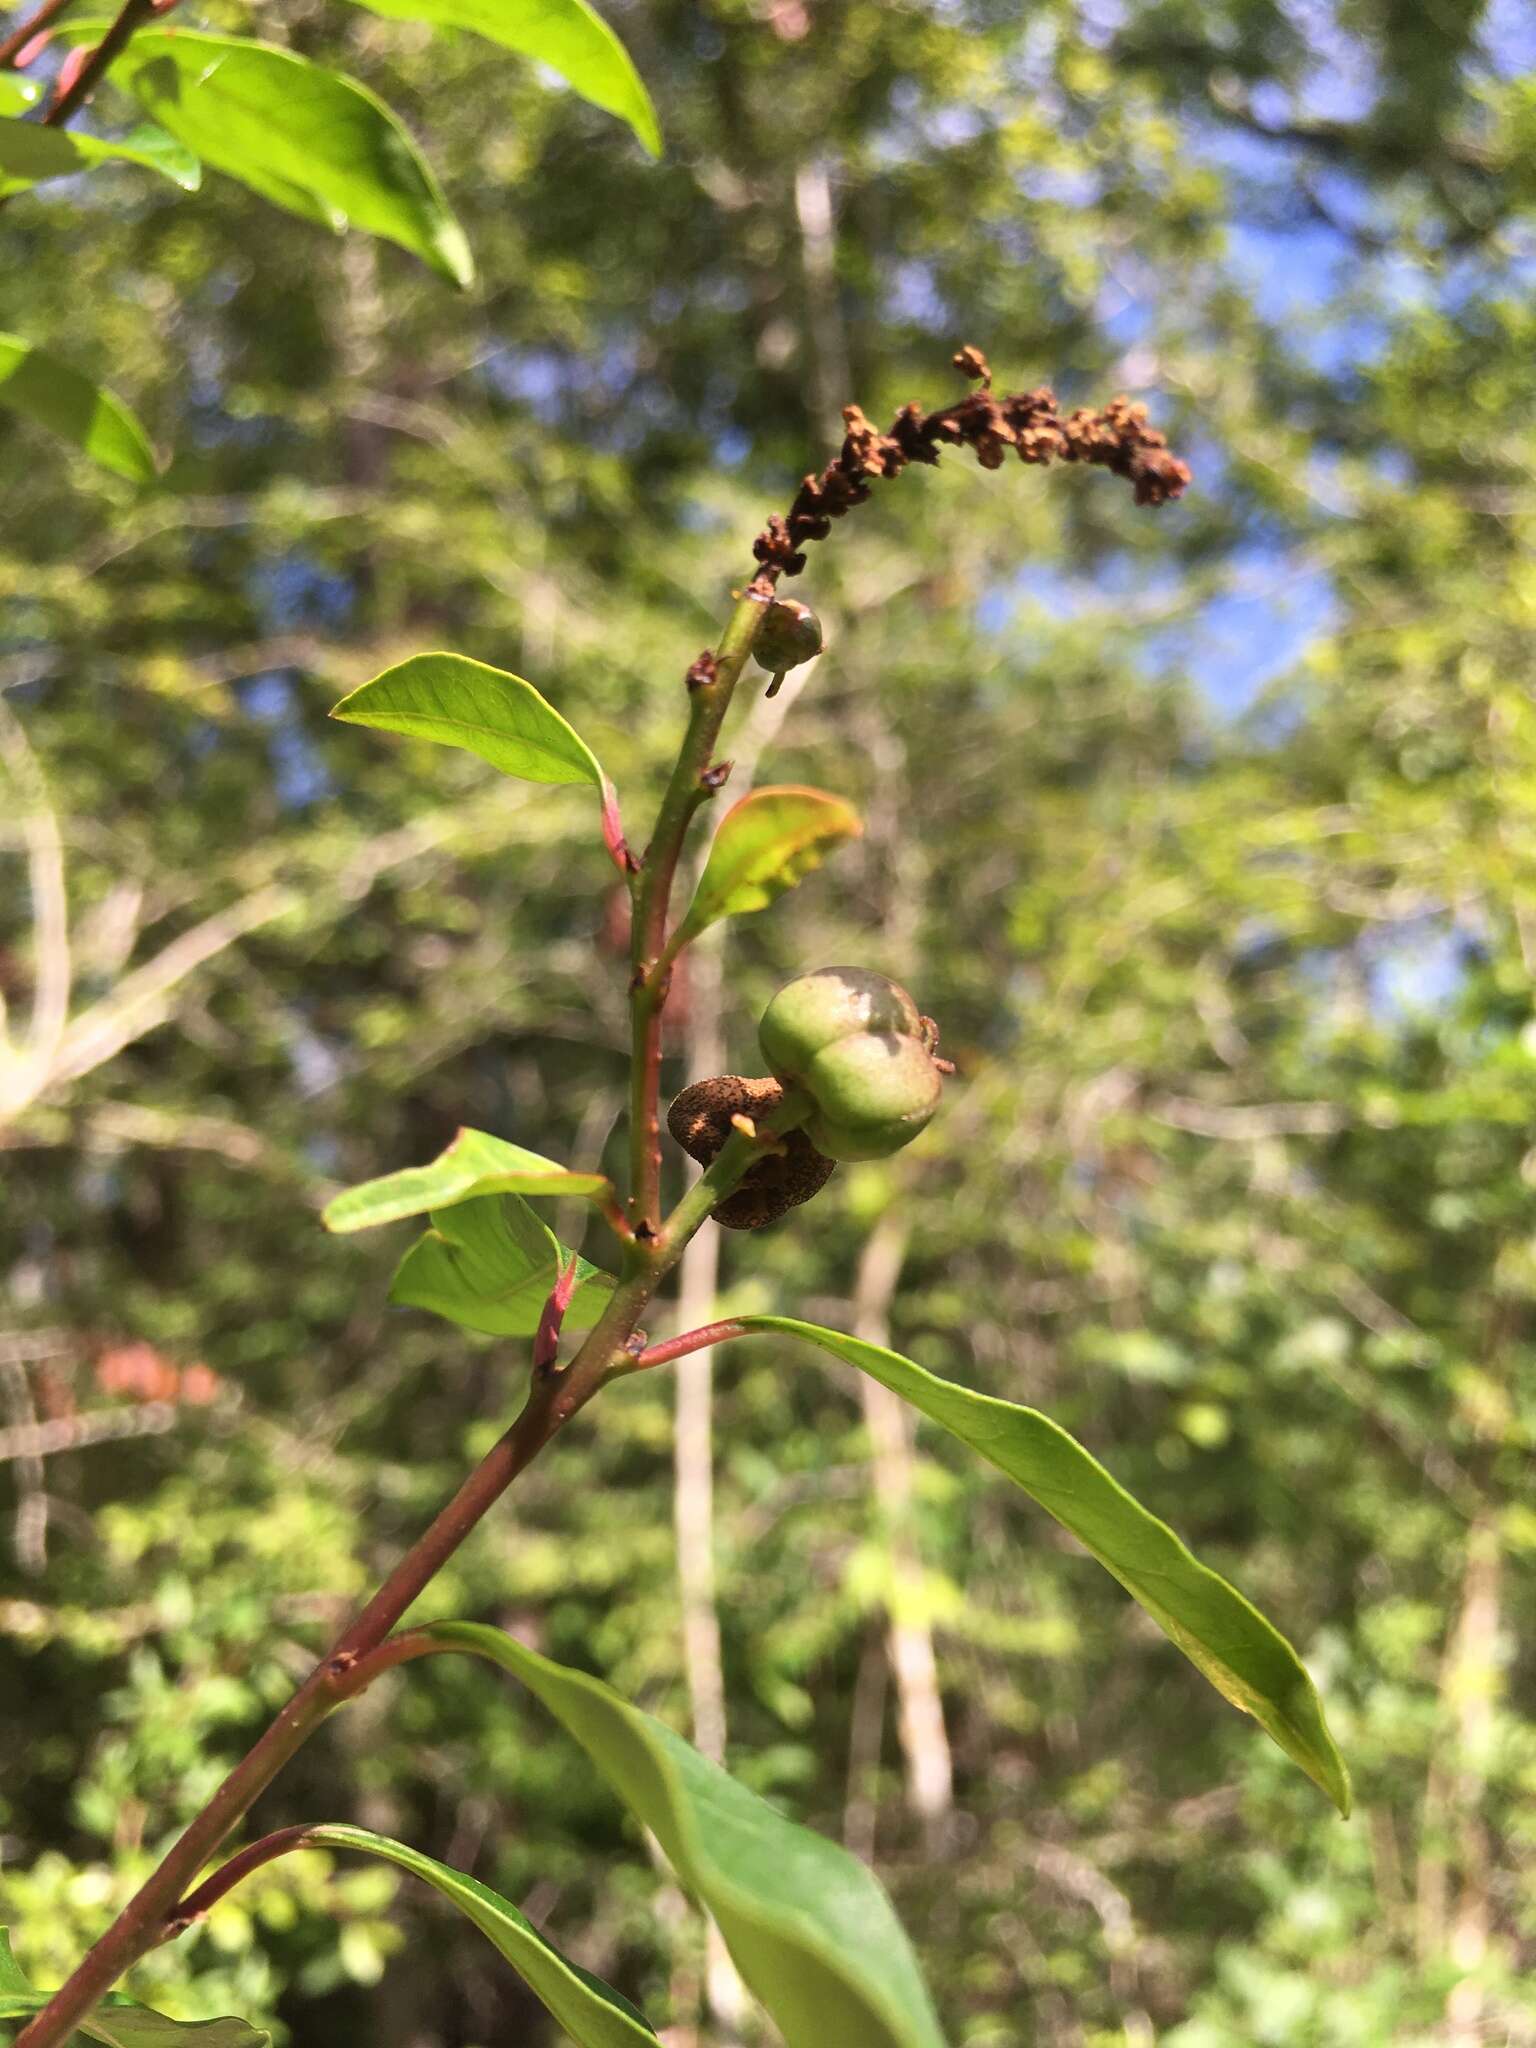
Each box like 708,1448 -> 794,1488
633,102 -> 662,158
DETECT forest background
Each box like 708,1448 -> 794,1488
3,0 -> 1536,2042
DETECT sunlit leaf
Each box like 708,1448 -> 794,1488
733,1317 -> 1351,1813
66,27 -> 473,284
0,76 -> 42,114
0,114 -> 201,191
676,786 -> 862,942
390,1193 -> 614,1336
332,655 -> 609,806
0,334 -> 157,482
325,1127 -> 613,1232
340,0 -> 660,156
0,1929 -> 269,2048
418,1624 -> 947,2048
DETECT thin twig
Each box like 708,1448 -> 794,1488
0,697 -> 71,1105
0,1401 -> 178,1464
0,1358 -> 49,1573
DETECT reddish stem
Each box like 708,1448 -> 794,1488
626,587 -> 773,1233
632,1319 -> 747,1371
162,1636 -> 450,1936
0,0 -> 71,69
162,1827 -> 320,1938
10,1381 -> 589,2048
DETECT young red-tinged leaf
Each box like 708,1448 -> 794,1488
416,1626 -> 948,2048
60,27 -> 473,285
389,1194 -> 614,1337
0,1929 -> 269,2048
0,335 -> 157,483
532,1253 -> 580,1372
731,1317 -> 1351,1814
323,1127 -> 611,1232
331,656 -> 610,815
337,0 -> 660,157
676,785 -> 862,942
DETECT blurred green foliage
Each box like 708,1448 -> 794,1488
2,0 -> 1535,2041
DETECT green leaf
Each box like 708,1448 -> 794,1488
0,334 -> 157,483
73,28 -> 472,284
0,77 -> 42,114
271,1828 -> 657,2044
331,653 -> 607,794
418,1623 -> 947,2048
390,1193 -> 614,1336
676,786 -> 862,941
340,0 -> 660,157
106,122 -> 203,191
0,1931 -> 27,1998
0,1930 -> 269,2048
324,1127 -> 612,1232
735,1317 -> 1352,1814
0,115 -> 201,192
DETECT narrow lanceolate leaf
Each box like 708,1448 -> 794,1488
421,1623 -> 947,2048
75,28 -> 473,285
0,76 -> 42,114
324,1127 -> 612,1232
676,786 -> 862,942
0,1929 -> 269,2048
733,1317 -> 1350,1813
279,1828 -> 657,2044
0,115 -> 201,192
390,1193 -> 614,1336
0,335 -> 157,483
332,657 -> 609,818
339,0 -> 660,157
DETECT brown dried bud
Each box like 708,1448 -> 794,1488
952,344 -> 992,386
667,1075 -> 835,1229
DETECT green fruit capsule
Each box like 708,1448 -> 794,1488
759,967 -> 922,1082
752,599 -> 823,678
802,1031 -> 943,1160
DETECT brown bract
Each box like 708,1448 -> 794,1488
752,343 -> 1191,578
667,1075 -> 836,1229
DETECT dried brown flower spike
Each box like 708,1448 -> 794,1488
667,1075 -> 836,1228
752,344 -> 1190,579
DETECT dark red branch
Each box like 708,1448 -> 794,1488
752,344 -> 1192,578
